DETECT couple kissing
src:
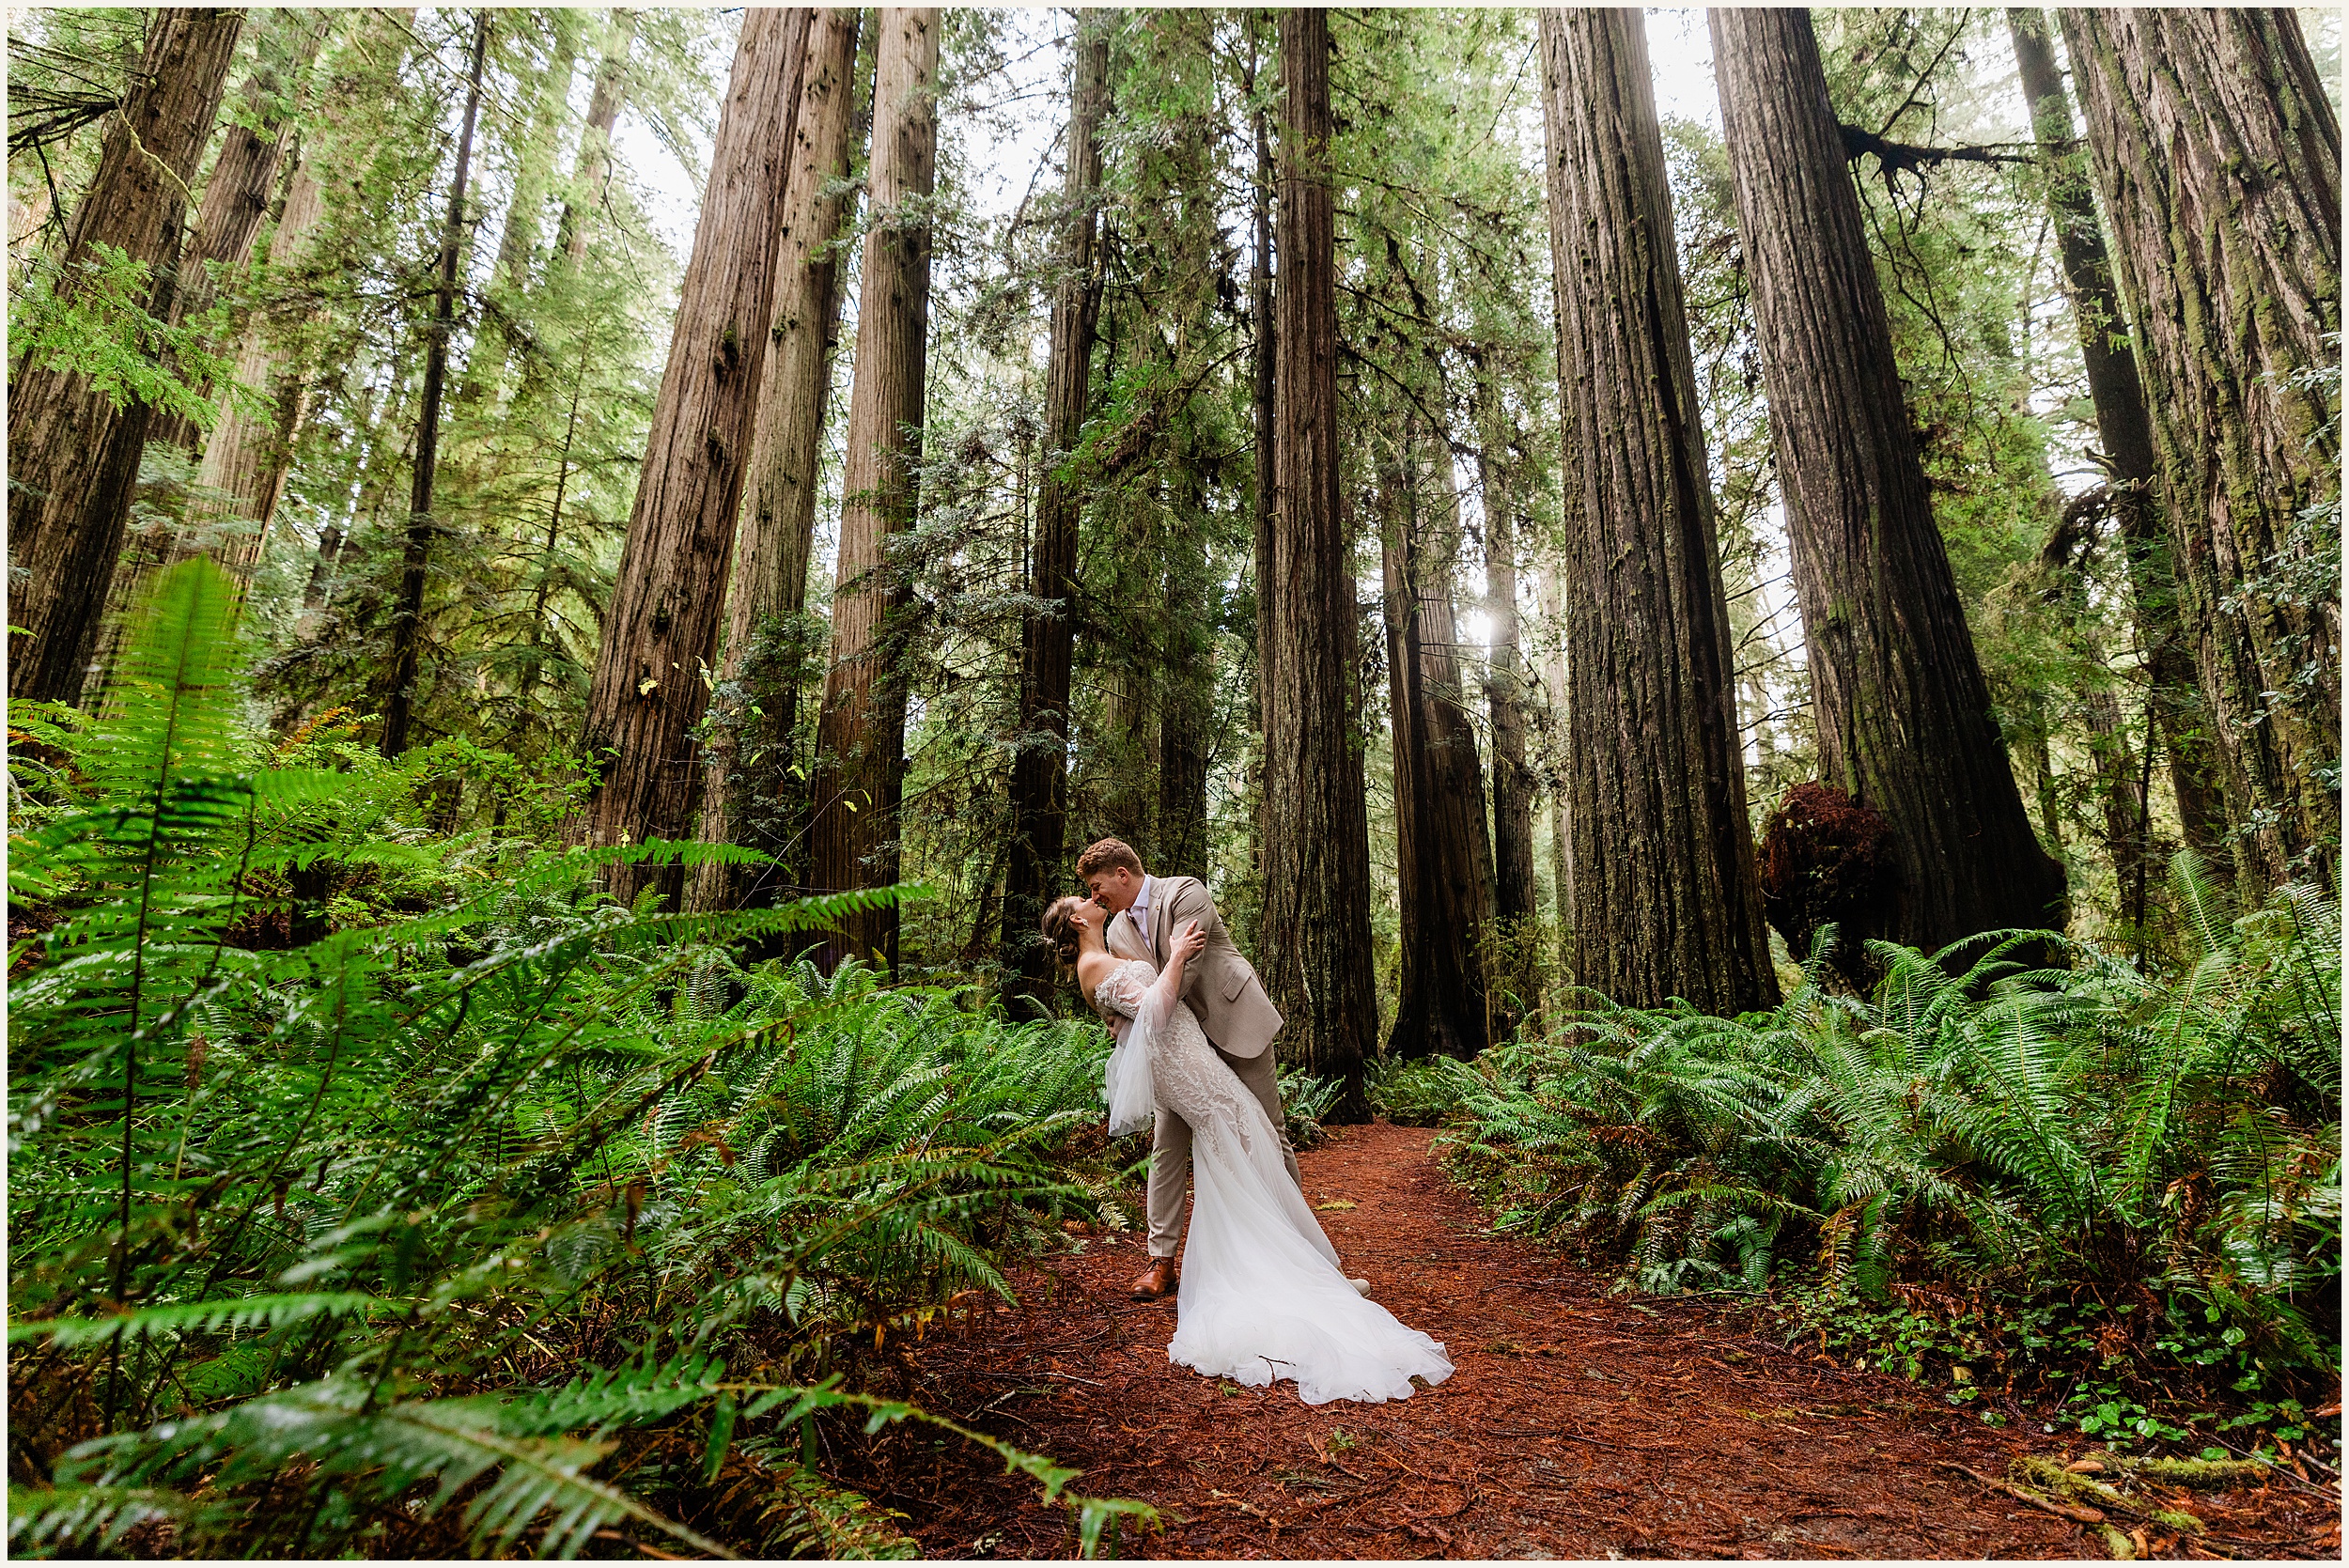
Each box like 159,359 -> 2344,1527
1039,838 -> 1453,1406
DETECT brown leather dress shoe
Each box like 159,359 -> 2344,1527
1128,1257 -> 1177,1299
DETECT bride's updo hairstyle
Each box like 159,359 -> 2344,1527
1040,895 -> 1091,969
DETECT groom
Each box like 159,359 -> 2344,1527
1078,837 -> 1299,1300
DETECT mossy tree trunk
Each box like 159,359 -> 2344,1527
692,7 -> 868,918
1259,8 -> 1377,1121
1001,12 -> 1110,1003
1713,6 -> 2066,954
1543,8 -> 1780,1012
571,8 -> 814,906
7,7 -> 246,706
2058,7 -> 2341,896
808,8 -> 939,970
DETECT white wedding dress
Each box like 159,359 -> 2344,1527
1095,956 -> 1454,1405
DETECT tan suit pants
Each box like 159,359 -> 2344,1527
1146,1040 -> 1302,1259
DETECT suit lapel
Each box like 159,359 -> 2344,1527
1149,877 -> 1172,962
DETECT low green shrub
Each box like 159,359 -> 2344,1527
6,561 -> 1149,1558
1433,884 -> 2341,1452
1365,1055 -> 1479,1126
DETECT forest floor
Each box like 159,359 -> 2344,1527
834,1124 -> 2340,1560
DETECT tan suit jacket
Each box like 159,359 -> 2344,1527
1124,874 -> 1283,1060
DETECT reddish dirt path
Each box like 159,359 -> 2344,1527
836,1123 -> 2335,1559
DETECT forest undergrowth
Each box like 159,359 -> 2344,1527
8,562 -> 2341,1560
6,561 -> 1158,1560
1388,886 -> 2341,1470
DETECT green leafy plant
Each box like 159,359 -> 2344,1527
1434,888 -> 2341,1445
6,560 -> 1145,1558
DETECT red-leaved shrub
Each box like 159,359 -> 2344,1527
1757,782 -> 1900,988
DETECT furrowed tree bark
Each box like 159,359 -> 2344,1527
94,9 -> 330,692
380,9 -> 491,760
571,8 -> 815,907
1474,371 -> 1539,931
1540,561 -> 1574,977
1260,8 -> 1377,1121
1001,11 -> 1110,1004
555,9 -> 638,266
2005,8 -> 2228,867
691,6 -> 868,919
808,8 -> 939,970
2058,7 -> 2341,896
1247,16 -> 1278,916
7,8 -> 246,706
1712,6 -> 2066,955
1382,421 -> 1496,1060
199,151 -> 328,580
1544,8 -> 1779,1012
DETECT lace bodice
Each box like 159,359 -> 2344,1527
1092,957 -> 1157,1021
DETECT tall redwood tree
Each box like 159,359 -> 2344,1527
808,8 -> 941,970
2004,8 -> 2228,868
8,8 -> 246,705
1002,13 -> 1112,1006
1383,424 -> 1496,1060
572,8 -> 815,907
1259,8 -> 1377,1121
2059,7 -> 2341,896
1541,8 -> 1778,1012
692,6 -> 869,916
1712,6 -> 2065,955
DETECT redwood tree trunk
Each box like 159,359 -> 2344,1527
2005,8 -> 2229,868
201,151 -> 330,580
691,6 -> 868,916
1001,13 -> 1110,1001
7,8 -> 245,705
2059,7 -> 2341,896
380,10 -> 491,760
1475,374 -> 1539,930
1247,21 -> 1278,908
1259,8 -> 1377,1121
555,9 -> 639,266
141,10 -> 325,461
94,11 -> 327,690
1383,423 -> 1496,1060
571,8 -> 814,907
1713,6 -> 2066,955
1544,8 -> 1779,1012
808,8 -> 940,970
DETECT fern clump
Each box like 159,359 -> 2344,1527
7,561 -> 1146,1558
1433,893 -> 2341,1444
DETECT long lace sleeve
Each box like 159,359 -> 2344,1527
1094,961 -> 1168,1136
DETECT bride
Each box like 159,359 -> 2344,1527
1041,895 -> 1454,1405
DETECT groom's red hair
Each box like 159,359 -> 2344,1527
1077,838 -> 1143,878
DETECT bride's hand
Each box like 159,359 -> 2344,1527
1173,918 -> 1206,965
